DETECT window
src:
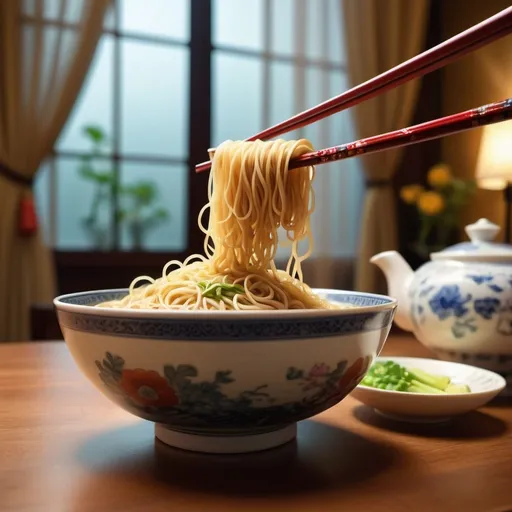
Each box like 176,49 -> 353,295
34,0 -> 362,259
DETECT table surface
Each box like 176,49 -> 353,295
1,335 -> 511,512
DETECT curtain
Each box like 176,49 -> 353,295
0,0 -> 110,341
341,0 -> 429,292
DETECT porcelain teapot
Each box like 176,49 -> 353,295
371,218 -> 512,394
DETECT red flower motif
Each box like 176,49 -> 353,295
308,363 -> 330,378
337,356 -> 373,393
119,369 -> 179,407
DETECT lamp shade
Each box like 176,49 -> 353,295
475,123 -> 512,190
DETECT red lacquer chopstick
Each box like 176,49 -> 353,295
196,6 -> 512,174
287,98 -> 512,169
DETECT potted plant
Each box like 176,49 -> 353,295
400,163 -> 476,260
78,124 -> 169,251
118,182 -> 169,250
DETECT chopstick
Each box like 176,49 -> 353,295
196,6 -> 512,174
287,98 -> 512,170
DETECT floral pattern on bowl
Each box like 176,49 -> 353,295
96,351 -> 373,435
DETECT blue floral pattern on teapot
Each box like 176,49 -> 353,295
414,269 -> 512,338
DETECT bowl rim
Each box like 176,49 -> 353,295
53,287 -> 397,319
355,356 -> 507,398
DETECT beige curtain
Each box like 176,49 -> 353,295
0,0 -> 110,341
342,0 -> 429,292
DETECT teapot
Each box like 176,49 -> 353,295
371,218 -> 512,395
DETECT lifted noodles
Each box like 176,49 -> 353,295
98,139 -> 340,311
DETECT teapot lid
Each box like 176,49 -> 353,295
431,218 -> 512,262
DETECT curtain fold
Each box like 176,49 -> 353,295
341,0 -> 429,292
0,0 -> 110,340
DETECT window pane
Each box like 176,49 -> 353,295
268,60 -> 301,141
119,162 -> 188,252
304,66 -> 325,146
306,68 -> 329,258
120,0 -> 190,41
212,51 -> 263,145
305,0 -> 323,61
271,0 -> 294,56
34,160 -> 52,246
56,156 -> 114,250
328,70 -> 348,147
327,0 -> 346,65
121,41 -> 189,158
213,0 -> 263,51
57,36 -> 114,153
103,5 -> 115,30
324,71 -> 363,257
269,61 -> 294,126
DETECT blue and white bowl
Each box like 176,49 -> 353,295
54,288 -> 396,454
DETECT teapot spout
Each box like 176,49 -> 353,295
370,251 -> 415,332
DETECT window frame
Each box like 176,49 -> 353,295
30,0 -> 349,270
25,0 -> 209,260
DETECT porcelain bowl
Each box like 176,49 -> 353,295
54,288 -> 396,453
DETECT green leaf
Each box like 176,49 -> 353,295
286,367 -> 304,380
100,353 -> 124,381
215,370 -> 234,384
106,352 -> 124,368
332,361 -> 348,378
165,365 -> 197,389
176,365 -> 198,378
164,365 -> 177,386
79,166 -> 115,185
83,125 -> 106,144
103,352 -> 124,377
153,208 -> 168,220
116,209 -> 127,222
123,182 -> 157,205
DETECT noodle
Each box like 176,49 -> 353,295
98,139 -> 339,311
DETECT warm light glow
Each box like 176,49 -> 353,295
475,123 -> 512,190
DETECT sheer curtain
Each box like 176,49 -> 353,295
0,0 -> 110,340
341,0 -> 429,292
270,0 -> 363,291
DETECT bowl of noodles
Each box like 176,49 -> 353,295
54,139 -> 396,454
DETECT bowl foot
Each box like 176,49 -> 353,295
155,424 -> 297,454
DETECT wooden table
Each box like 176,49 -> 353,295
1,335 -> 511,512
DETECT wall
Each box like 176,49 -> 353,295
442,0 -> 512,239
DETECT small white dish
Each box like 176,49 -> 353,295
351,356 -> 506,423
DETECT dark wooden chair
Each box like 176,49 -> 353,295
30,304 -> 63,341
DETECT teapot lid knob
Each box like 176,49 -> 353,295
465,218 -> 500,244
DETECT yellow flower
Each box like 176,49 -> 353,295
427,164 -> 452,188
400,184 -> 424,204
417,191 -> 445,216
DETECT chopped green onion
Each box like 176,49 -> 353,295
198,281 -> 245,301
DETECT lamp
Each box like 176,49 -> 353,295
475,122 -> 512,243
